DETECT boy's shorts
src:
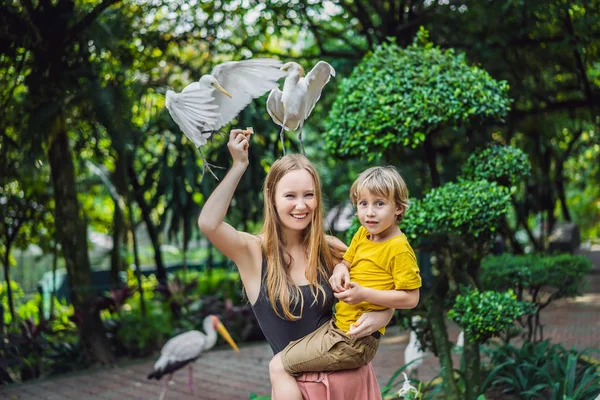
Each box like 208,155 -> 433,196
281,319 -> 381,376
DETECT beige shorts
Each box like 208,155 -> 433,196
281,319 -> 380,376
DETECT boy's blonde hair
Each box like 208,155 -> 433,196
350,166 -> 410,222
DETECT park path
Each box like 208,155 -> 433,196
2,259 -> 599,400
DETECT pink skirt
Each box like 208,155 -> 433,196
295,363 -> 382,400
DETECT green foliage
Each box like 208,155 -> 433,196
481,254 -> 593,299
116,300 -> 173,355
482,340 -> 600,400
448,289 -> 534,344
0,279 -> 83,382
460,146 -> 532,188
344,216 -> 362,245
324,28 -> 511,160
403,180 -> 511,245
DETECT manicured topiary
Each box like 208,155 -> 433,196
324,27 -> 511,160
448,289 -> 534,343
402,180 -> 511,246
460,145 -> 531,188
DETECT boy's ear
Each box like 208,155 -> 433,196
395,205 -> 404,216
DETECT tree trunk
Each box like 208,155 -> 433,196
462,331 -> 481,400
50,241 -> 58,319
555,165 -> 571,222
128,167 -> 168,286
424,134 -> 441,187
427,297 -> 460,399
128,201 -> 146,317
110,205 -> 124,286
2,252 -> 15,324
47,115 -> 113,364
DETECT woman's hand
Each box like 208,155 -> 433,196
346,308 -> 394,339
329,263 -> 350,293
227,129 -> 252,166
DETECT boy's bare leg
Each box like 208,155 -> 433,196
269,352 -> 302,400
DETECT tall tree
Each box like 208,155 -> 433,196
0,0 -> 122,363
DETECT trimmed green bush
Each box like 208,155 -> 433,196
481,253 -> 592,298
460,146 -> 531,188
324,28 -> 511,160
403,180 -> 511,245
448,289 -> 534,343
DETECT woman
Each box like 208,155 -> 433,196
198,129 -> 392,399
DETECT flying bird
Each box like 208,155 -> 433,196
266,61 -> 336,155
166,58 -> 285,179
148,315 -> 239,400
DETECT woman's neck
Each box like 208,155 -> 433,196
282,227 -> 304,248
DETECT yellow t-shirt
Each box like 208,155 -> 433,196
334,226 -> 422,335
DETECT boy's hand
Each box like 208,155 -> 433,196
329,263 -> 350,293
334,282 -> 367,304
227,129 -> 252,166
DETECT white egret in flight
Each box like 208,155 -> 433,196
147,315 -> 239,400
266,61 -> 336,155
166,58 -> 285,179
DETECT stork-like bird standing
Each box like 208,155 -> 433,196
148,315 -> 239,400
266,61 -> 336,156
166,58 -> 285,180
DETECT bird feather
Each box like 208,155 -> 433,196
211,58 -> 286,130
302,61 -> 336,120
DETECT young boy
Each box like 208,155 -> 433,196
269,166 -> 422,399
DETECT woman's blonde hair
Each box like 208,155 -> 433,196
350,166 -> 410,222
261,154 -> 343,320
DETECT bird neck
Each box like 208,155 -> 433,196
283,72 -> 301,90
204,330 -> 218,350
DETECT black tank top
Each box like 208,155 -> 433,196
251,256 -> 334,354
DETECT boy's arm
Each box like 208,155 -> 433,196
334,284 -> 419,309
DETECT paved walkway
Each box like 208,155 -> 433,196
2,274 -> 599,400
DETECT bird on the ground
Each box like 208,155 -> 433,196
147,315 -> 239,400
455,330 -> 464,349
166,58 -> 285,180
404,316 -> 428,378
404,329 -> 424,378
266,61 -> 336,156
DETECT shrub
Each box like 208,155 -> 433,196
324,28 -> 511,160
448,289 -> 535,343
403,180 -> 511,246
481,253 -> 592,342
482,340 -> 600,400
460,146 -> 531,188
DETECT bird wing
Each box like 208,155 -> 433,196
266,88 -> 299,131
211,58 -> 286,130
165,83 -> 219,147
301,61 -> 336,120
153,331 -> 206,373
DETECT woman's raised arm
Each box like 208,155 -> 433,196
198,129 -> 259,269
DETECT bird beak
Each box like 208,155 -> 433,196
214,318 -> 239,352
214,83 -> 232,98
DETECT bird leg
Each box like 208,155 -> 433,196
198,147 -> 225,182
279,116 -> 288,156
279,126 -> 286,156
297,123 -> 305,156
187,365 -> 195,394
158,374 -> 172,400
